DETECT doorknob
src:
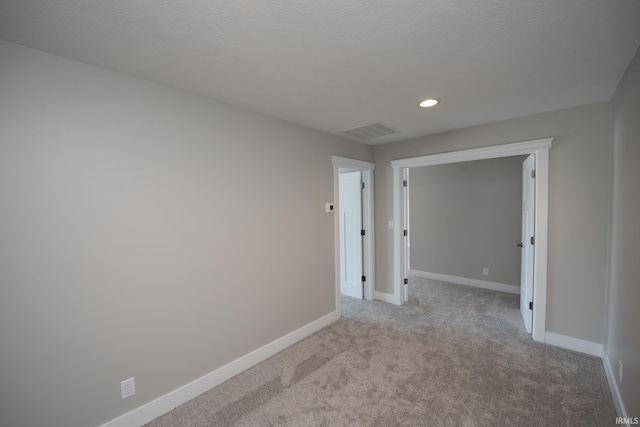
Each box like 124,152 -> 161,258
517,243 -> 523,248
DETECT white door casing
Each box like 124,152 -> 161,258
339,171 -> 363,299
520,155 -> 536,333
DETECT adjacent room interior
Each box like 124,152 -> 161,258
405,156 -> 527,319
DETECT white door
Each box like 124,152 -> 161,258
402,168 -> 409,304
339,171 -> 363,299
520,155 -> 536,333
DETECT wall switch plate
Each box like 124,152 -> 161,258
388,220 -> 393,229
483,268 -> 489,276
619,360 -> 623,383
121,377 -> 136,399
325,203 -> 334,213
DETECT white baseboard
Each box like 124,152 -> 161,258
409,269 -> 520,295
602,351 -> 629,420
374,291 -> 395,304
100,310 -> 340,427
544,332 -> 602,357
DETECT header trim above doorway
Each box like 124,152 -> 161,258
390,138 -> 552,168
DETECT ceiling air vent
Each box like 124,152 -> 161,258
342,122 -> 398,141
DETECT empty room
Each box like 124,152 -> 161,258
1,1 -> 639,426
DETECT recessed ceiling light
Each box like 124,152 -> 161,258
419,98 -> 439,108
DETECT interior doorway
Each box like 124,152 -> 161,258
339,170 -> 364,299
391,139 -> 552,342
403,155 -> 531,330
332,157 -> 375,313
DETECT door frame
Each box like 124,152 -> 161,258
332,156 -> 375,314
390,138 -> 552,342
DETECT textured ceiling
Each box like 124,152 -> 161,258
1,0 -> 640,144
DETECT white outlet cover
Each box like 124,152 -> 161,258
121,377 -> 136,399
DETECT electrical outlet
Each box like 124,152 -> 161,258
619,360 -> 623,383
483,268 -> 489,276
121,377 -> 135,399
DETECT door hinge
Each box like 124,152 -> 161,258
403,278 -> 408,285
362,275 -> 366,282
531,170 -> 536,179
530,236 -> 535,245
361,229 -> 366,236
360,182 -> 365,190
403,229 -> 407,236
529,301 -> 533,310
403,180 -> 407,187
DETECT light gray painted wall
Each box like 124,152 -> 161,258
605,45 -> 640,417
409,156 -> 525,285
374,102 -> 611,344
0,41 -> 372,427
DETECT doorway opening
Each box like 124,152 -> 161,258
339,169 -> 364,299
332,157 -> 375,315
403,155 -> 531,330
391,139 -> 552,342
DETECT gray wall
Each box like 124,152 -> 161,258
374,102 -> 611,344
605,46 -> 640,416
409,156 -> 525,286
0,41 -> 372,427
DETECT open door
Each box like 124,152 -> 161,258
520,155 -> 535,333
339,171 -> 364,299
402,168 -> 409,304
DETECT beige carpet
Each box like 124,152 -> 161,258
145,277 -> 616,426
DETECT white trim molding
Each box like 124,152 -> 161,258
331,156 -> 376,170
332,156 -> 376,307
390,138 -> 553,168
602,351 -> 630,420
374,291 -> 396,304
409,270 -> 520,295
544,332 -> 602,357
99,311 -> 339,427
391,138 -> 552,343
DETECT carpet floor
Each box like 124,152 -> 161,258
145,277 -> 616,426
